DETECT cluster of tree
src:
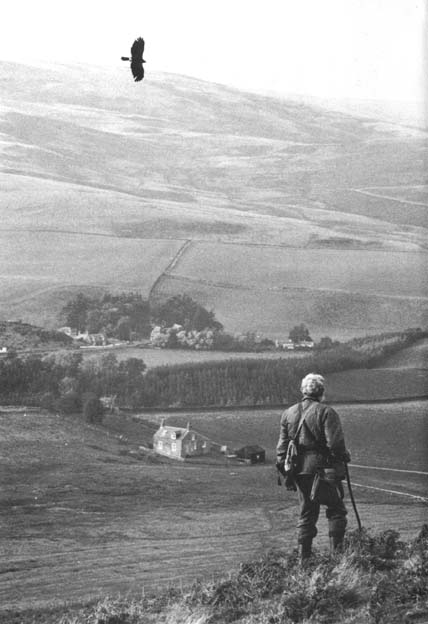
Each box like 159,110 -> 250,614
0,350 -> 146,418
60,293 -> 222,342
150,325 -> 277,352
0,321 -> 72,350
150,325 -> 216,349
152,294 -> 223,332
61,292 -> 151,340
288,324 -> 312,344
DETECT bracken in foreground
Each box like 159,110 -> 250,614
3,526 -> 428,624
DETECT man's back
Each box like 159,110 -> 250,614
275,373 -> 349,561
277,396 -> 347,475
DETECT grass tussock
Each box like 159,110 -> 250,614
9,526 -> 428,624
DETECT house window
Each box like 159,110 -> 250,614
161,429 -> 166,436
202,441 -> 207,449
191,434 -> 196,441
171,442 -> 177,452
171,432 -> 176,440
158,441 -> 163,450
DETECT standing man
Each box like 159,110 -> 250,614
276,373 -> 350,563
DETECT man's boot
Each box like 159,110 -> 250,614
299,538 -> 313,565
329,535 -> 344,554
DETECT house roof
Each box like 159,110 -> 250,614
153,425 -> 187,439
153,424 -> 214,444
236,445 -> 265,454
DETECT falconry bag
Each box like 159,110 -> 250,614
282,403 -> 306,488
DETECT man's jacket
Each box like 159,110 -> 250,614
276,397 -> 348,478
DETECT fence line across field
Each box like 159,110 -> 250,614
350,464 -> 428,476
351,482 -> 428,503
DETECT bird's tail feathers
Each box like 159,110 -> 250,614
121,57 -> 130,61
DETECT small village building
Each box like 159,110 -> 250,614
234,445 -> 266,464
153,420 -> 213,460
297,340 -> 314,349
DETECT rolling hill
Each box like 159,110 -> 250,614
1,60 -> 427,338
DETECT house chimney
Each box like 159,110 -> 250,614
186,421 -> 191,431
160,418 -> 165,428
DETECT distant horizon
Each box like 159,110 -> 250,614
2,56 -> 425,107
0,0 -> 424,104
2,56 -> 424,128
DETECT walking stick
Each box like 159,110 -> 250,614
345,462 -> 362,532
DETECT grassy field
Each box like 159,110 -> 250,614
153,275 -> 428,340
86,346 -> 306,367
0,400 -> 427,613
0,230 -> 185,327
326,368 -> 428,401
0,231 -> 184,298
168,242 -> 428,298
378,337 -> 428,368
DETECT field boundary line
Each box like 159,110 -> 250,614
350,464 -> 428,476
352,482 -> 428,503
148,239 -> 192,301
351,188 -> 428,207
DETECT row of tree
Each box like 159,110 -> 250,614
138,329 -> 425,408
0,329 -> 423,413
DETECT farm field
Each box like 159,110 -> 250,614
154,275 -> 428,340
359,184 -> 428,205
377,337 -> 428,369
0,231 -> 184,327
0,401 -> 427,615
167,242 -> 428,299
326,367 -> 428,402
87,346 -> 306,367
0,231 -> 184,297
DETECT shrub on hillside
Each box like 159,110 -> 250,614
83,393 -> 104,424
39,391 -> 57,411
56,391 -> 81,414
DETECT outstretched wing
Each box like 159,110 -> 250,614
130,37 -> 145,82
131,37 -> 145,60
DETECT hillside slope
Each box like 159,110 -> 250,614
1,61 -> 427,336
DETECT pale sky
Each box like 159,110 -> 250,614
1,0 -> 426,102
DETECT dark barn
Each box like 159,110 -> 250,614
235,445 -> 266,464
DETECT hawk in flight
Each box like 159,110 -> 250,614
121,37 -> 146,82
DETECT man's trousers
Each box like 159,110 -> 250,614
295,474 -> 347,543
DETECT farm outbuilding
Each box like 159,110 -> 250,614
153,420 -> 212,461
234,445 -> 266,464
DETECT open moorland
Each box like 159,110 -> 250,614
0,397 -> 427,615
1,61 -> 427,338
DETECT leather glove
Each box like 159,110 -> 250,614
285,474 -> 297,491
275,460 -> 286,477
342,450 -> 351,464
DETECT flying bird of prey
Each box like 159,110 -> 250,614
121,37 -> 146,82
